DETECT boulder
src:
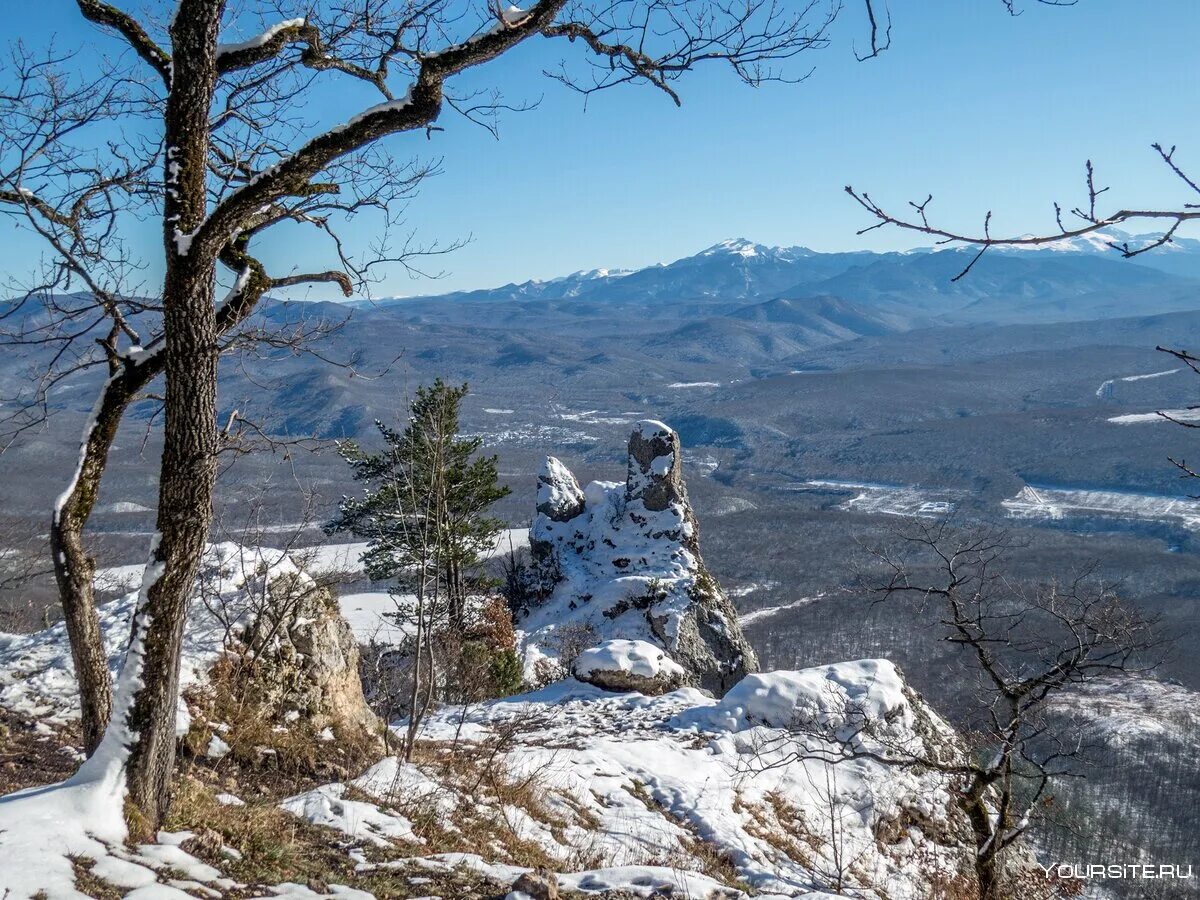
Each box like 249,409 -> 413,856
509,868 -> 559,900
573,639 -> 687,695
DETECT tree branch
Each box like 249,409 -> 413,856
76,0 -> 171,85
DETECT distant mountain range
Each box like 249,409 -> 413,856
362,232 -> 1200,322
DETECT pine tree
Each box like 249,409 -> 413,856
328,380 -> 510,756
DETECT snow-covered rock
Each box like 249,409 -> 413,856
522,421 -> 758,694
0,542 -> 378,745
572,639 -> 686,695
693,660 -> 910,732
279,659 -> 977,898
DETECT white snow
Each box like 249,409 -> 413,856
102,501 -> 152,514
321,660 -> 966,898
273,660 -> 967,897
666,381 -> 720,389
702,238 -> 763,258
738,593 -> 825,627
1107,407 -> 1200,425
555,409 -> 636,426
0,543 -> 310,727
53,379 -> 114,527
797,481 -> 956,519
206,734 -> 232,759
337,592 -> 417,645
216,18 -> 306,57
1,534 -> 974,899
92,529 -> 529,600
573,639 -> 685,681
1002,484 -> 1200,530
0,534 -> 170,899
1095,367 -> 1180,397
1049,676 -> 1200,748
281,760 -> 424,848
680,661 -> 911,734
522,460 -> 705,678
339,89 -> 413,131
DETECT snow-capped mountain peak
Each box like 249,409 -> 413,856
702,237 -> 765,257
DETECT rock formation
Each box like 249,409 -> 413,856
239,571 -> 381,746
0,543 -> 381,755
520,420 -> 758,694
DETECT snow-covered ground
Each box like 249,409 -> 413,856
1095,367 -> 1180,398
336,592 -> 416,645
556,408 -> 639,426
1107,407 -> 1200,425
738,594 -> 826,627
0,537 -> 976,899
795,481 -> 955,519
464,423 -> 599,446
0,543 -> 332,900
1050,676 -> 1200,749
284,663 -> 970,899
0,543 -> 306,728
94,529 -> 530,596
1002,485 -> 1200,530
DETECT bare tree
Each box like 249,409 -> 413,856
860,523 -> 1161,898
846,147 -> 1200,281
754,523 -> 1160,900
801,762 -> 872,895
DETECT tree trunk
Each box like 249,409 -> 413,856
49,386 -> 123,753
120,0 -> 223,828
963,790 -> 1002,900
122,265 -> 219,824
51,367 -> 156,753
404,579 -> 426,762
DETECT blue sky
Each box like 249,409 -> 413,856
4,1 -> 1199,297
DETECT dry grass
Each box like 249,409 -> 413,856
166,774 -> 357,888
164,773 -> 521,899
740,792 -> 818,868
180,656 -> 383,799
403,737 -> 567,870
0,707 -> 82,794
70,856 -> 126,900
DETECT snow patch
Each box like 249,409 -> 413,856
216,17 -> 306,57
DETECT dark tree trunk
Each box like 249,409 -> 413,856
48,393 -> 121,753
50,327 -> 185,756
122,264 -> 219,824
964,788 -> 1002,900
50,374 -> 139,754
121,0 -> 223,828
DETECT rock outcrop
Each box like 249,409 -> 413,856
239,571 -> 381,746
520,421 -> 758,694
0,543 -> 380,753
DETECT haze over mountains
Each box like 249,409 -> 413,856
7,231 -> 1200,503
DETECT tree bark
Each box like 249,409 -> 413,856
121,0 -> 223,827
963,788 -> 1002,900
49,377 -> 133,753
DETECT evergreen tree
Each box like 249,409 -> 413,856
328,379 -> 510,756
